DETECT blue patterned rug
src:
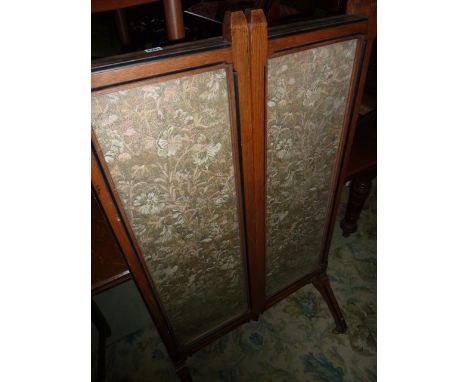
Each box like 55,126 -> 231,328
99,184 -> 376,381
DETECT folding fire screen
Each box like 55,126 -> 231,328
92,6 -> 373,380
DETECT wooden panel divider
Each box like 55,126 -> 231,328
222,11 -> 263,319
245,9 -> 268,318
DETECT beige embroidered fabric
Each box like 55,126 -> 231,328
265,39 -> 358,296
92,68 -> 248,345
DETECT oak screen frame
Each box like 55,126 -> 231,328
91,26 -> 255,366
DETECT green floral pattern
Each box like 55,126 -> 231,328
265,39 -> 358,296
92,68 -> 248,345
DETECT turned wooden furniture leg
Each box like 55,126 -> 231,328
92,300 -> 112,382
340,176 -> 373,237
114,9 -> 131,49
175,363 -> 193,382
311,272 -> 347,333
163,0 -> 185,41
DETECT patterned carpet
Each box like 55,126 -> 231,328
98,183 -> 377,381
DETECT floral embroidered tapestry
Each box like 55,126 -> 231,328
92,68 -> 248,345
266,39 -> 357,296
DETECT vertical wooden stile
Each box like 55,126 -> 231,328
222,12 -> 262,319
245,9 -> 268,317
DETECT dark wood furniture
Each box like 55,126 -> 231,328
185,0 -> 346,25
92,300 -> 112,382
91,2 -> 376,380
340,38 -> 377,237
92,191 -> 131,294
92,0 -> 185,44
340,108 -> 376,236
